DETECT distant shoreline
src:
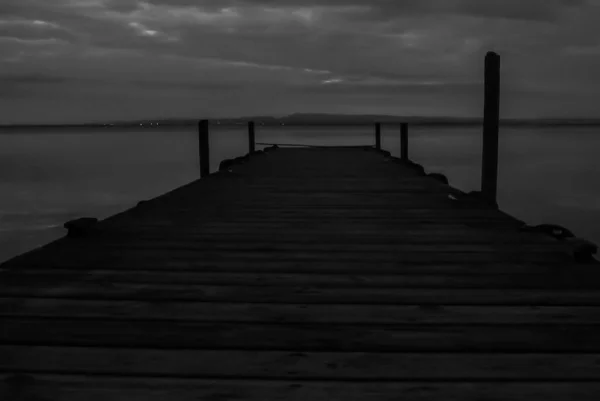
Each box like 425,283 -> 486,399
3,114 -> 600,129
3,121 -> 600,129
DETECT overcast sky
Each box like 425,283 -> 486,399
1,0 -> 600,123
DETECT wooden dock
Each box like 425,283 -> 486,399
2,145 -> 600,400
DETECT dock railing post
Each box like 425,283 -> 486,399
375,123 -> 381,150
248,121 -> 256,153
481,51 -> 500,205
400,123 -> 408,160
199,119 -> 210,178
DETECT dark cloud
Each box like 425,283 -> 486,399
0,20 -> 75,43
0,0 -> 599,123
295,80 -> 483,96
130,79 -> 246,92
103,0 -> 142,13
142,0 -> 587,21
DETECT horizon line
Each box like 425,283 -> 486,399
3,115 -> 600,127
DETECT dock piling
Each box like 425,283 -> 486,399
375,123 -> 381,150
481,52 -> 501,205
199,119 -> 210,178
248,121 -> 256,153
401,123 -> 408,160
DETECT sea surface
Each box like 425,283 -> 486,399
0,125 -> 599,263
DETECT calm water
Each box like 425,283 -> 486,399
0,125 -> 599,263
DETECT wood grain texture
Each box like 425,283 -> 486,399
3,299 -> 600,324
3,346 -> 600,379
4,317 -> 600,352
3,375 -> 600,401
0,147 -> 598,399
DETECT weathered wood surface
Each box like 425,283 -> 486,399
1,147 -> 599,400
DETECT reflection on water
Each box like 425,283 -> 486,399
0,125 -> 599,262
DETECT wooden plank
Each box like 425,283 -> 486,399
80,232 -> 558,245
70,242 -> 571,255
93,224 -> 531,236
4,251 -> 574,270
3,346 -> 600,380
3,298 -> 600,325
3,271 -> 597,291
4,284 -> 599,306
92,223 -> 536,235
3,374 -> 600,401
93,211 -> 519,220
189,187 -> 460,193
1,260 -> 580,276
4,318 -> 600,352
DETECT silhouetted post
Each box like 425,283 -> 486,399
481,52 -> 500,205
248,121 -> 256,153
400,123 -> 408,160
375,123 -> 381,150
199,119 -> 210,178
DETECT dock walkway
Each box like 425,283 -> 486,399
2,146 -> 600,400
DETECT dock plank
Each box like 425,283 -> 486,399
3,271 -> 600,290
3,318 -> 600,352
3,375 -> 600,401
5,284 -> 600,305
3,346 -> 600,380
3,299 -> 600,324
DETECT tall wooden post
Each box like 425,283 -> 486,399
400,123 -> 408,160
375,123 -> 381,150
199,119 -> 210,178
481,52 -> 500,205
248,121 -> 256,153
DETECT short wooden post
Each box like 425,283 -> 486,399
375,123 -> 381,150
481,52 -> 501,205
248,121 -> 255,153
400,123 -> 408,160
199,119 -> 210,178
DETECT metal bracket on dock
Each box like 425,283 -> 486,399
520,224 -> 575,240
569,238 -> 599,263
427,173 -> 450,185
383,155 -> 426,176
520,223 -> 598,263
373,149 -> 392,157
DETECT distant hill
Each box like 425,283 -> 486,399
279,114 -> 480,125
218,114 -> 600,127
